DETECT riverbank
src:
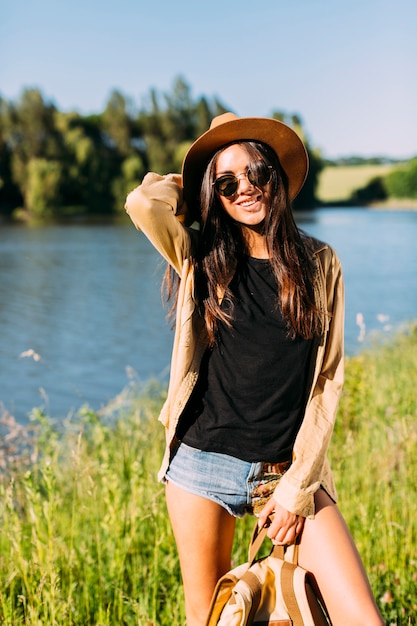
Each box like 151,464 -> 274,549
369,198 -> 417,210
1,323 -> 416,624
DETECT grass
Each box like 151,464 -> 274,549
317,164 -> 394,203
330,325 -> 417,624
0,324 -> 416,624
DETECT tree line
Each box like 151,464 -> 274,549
1,76 -> 415,220
0,77 -> 323,220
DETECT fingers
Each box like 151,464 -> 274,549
258,499 -> 305,545
257,499 -> 276,529
270,515 -> 305,545
165,173 -> 183,186
268,519 -> 296,545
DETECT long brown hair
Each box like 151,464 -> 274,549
164,141 -> 323,344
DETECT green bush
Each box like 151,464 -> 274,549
384,158 -> 417,199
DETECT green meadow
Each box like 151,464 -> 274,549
317,164 -> 394,203
0,324 -> 416,625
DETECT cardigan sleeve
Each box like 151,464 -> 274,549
271,249 -> 345,518
125,172 -> 194,276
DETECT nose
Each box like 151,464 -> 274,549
235,172 -> 253,193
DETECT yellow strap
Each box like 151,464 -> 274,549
205,576 -> 237,625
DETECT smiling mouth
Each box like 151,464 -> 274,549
240,197 -> 259,208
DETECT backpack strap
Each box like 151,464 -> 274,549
240,570 -> 263,622
280,562 -> 304,626
248,521 -> 285,565
251,522 -> 305,626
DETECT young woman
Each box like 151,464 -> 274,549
125,113 -> 384,626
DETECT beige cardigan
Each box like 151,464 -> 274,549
125,172 -> 345,518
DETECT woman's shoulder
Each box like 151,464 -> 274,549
303,234 -> 339,260
302,235 -> 342,279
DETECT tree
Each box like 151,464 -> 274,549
138,87 -> 170,173
1,89 -> 64,215
57,111 -> 114,214
0,97 -> 22,215
163,76 -> 196,145
138,77 -> 196,174
138,77 -> 230,174
25,158 -> 63,216
111,154 -> 146,211
384,158 -> 417,199
0,78 -> 325,218
294,146 -> 323,209
195,97 -> 213,138
102,90 -> 138,158
271,110 -> 324,209
350,177 -> 388,204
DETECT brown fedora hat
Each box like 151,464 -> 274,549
182,112 -> 309,214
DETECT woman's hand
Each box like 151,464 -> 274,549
257,497 -> 305,545
125,172 -> 190,224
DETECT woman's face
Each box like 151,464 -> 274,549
214,144 -> 271,232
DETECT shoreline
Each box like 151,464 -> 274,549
369,198 -> 417,211
316,198 -> 417,211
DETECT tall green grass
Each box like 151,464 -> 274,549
0,325 -> 416,625
330,325 -> 417,624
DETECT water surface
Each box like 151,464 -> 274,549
1,208 -> 416,423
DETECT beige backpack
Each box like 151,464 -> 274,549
205,522 -> 331,626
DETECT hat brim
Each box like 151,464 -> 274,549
182,116 -> 309,216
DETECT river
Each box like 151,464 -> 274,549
1,207 -> 416,423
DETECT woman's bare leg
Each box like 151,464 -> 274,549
299,489 -> 384,626
166,480 -> 236,626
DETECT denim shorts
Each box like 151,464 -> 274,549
165,442 -> 291,517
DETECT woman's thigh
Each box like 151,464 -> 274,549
298,489 -> 384,626
166,480 -> 236,625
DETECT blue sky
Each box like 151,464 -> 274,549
1,0 -> 416,159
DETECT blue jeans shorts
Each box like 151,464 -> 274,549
165,442 -> 291,517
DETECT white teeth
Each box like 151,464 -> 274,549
241,199 -> 256,207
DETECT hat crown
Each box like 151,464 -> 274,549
209,112 -> 239,129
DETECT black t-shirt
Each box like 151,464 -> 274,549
179,256 -> 314,463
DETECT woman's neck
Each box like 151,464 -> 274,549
242,226 -> 269,259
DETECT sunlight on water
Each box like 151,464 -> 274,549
1,208 -> 416,423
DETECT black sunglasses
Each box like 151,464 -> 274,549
212,164 -> 273,197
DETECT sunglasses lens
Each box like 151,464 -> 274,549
215,176 -> 238,197
214,164 -> 272,197
248,163 -> 272,187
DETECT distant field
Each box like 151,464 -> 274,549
317,164 -> 394,202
